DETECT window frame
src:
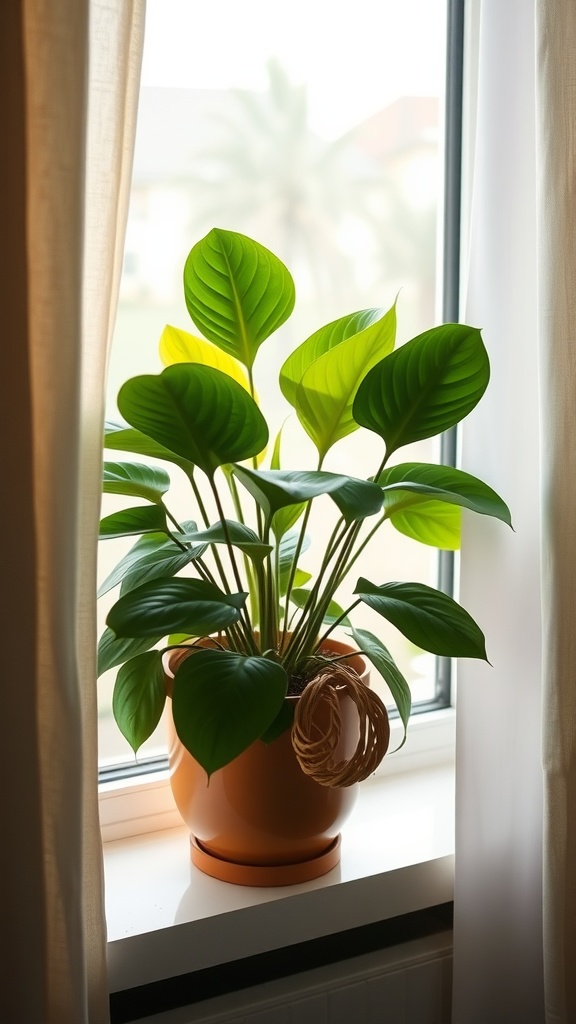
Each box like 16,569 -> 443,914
98,0 -> 464,796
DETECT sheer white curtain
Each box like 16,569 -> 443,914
0,2 -> 145,1021
453,2 -> 576,1022
453,1 -> 544,1017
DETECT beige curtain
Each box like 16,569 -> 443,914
536,4 -> 576,1022
0,2 -> 145,1021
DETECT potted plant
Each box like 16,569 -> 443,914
98,227 -> 511,885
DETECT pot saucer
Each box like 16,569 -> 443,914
189,834 -> 341,887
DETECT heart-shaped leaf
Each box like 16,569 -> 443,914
354,577 -> 488,660
353,324 -> 489,457
378,462 -> 512,527
289,305 -> 397,456
171,648 -> 288,776
112,651 -> 166,752
183,228 -> 295,369
97,628 -> 164,676
349,627 -> 412,748
118,364 -> 268,477
159,324 -> 250,390
107,577 -> 247,638
103,461 -> 171,504
99,505 -> 168,539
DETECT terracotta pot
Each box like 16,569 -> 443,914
164,639 -> 369,886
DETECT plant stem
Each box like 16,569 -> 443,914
280,455 -> 325,650
209,475 -> 256,646
315,599 -> 361,650
283,517 -> 347,654
226,469 -> 260,624
187,470 -> 211,528
283,518 -> 360,672
157,502 -> 189,552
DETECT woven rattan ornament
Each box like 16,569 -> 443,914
291,664 -> 390,787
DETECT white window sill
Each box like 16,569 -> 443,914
103,709 -> 455,995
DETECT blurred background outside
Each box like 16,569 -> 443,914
98,0 -> 449,767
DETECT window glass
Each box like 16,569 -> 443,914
98,0 -> 448,767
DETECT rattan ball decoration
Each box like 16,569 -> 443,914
291,663 -> 391,787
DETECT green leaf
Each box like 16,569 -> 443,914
271,502 -> 307,541
104,421 -> 196,475
328,476 -> 384,524
270,424 -> 284,470
269,423 -> 302,514
181,520 -> 272,564
107,577 -> 247,639
99,505 -> 168,539
378,462 -> 513,527
353,324 -> 490,457
389,499 -> 462,550
279,570 -> 312,601
102,461 -> 171,504
232,466 -> 382,524
112,651 -> 166,752
349,627 -> 412,748
354,578 -> 488,660
277,530 -> 310,576
259,699 -> 294,744
289,305 -> 397,456
118,364 -> 268,478
277,529 -> 312,597
97,628 -> 164,676
290,589 -> 351,627
171,648 -> 288,775
232,466 -> 343,520
98,525 -> 205,598
280,306 -> 394,407
117,534 -> 206,596
183,228 -> 295,369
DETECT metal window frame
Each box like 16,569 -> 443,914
428,0 -> 465,713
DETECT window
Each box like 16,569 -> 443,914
98,0 -> 454,772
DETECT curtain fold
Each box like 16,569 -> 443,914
536,4 -> 576,1022
452,1 -> 545,1021
0,2 -> 145,1021
454,1 -> 576,1021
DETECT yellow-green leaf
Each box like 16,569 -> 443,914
389,497 -> 462,549
159,325 -> 250,391
292,304 -> 397,457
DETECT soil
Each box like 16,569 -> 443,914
287,672 -> 311,697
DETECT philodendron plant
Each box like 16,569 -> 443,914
98,227 -> 511,778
